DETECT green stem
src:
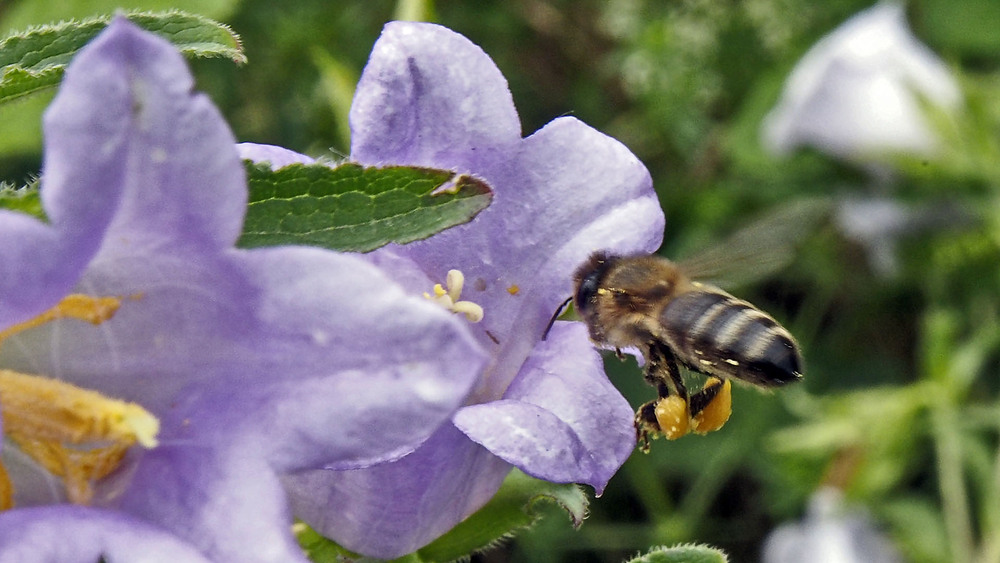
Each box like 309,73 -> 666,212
933,402 -> 975,563
974,415 -> 1000,563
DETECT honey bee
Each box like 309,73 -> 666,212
560,199 -> 825,450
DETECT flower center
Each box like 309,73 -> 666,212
0,294 -> 160,509
423,269 -> 484,323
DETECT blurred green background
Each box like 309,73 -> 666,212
4,1 -> 1000,562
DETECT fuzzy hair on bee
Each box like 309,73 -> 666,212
574,252 -> 802,386
572,251 -> 803,448
565,199 -> 827,449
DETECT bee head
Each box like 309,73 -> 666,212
544,252 -> 621,341
572,252 -> 619,314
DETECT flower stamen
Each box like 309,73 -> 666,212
0,294 -> 120,345
423,269 -> 484,323
0,464 -> 10,511
0,294 -> 159,509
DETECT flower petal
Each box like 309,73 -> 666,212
0,18 -> 163,325
0,19 -> 485,475
157,246 -> 487,471
2,20 -> 490,560
454,322 -> 635,494
0,505 -> 211,563
81,18 -> 247,263
290,21 -> 666,559
384,116 -> 663,398
4,248 -> 485,475
118,444 -> 307,563
354,22 -> 664,372
285,424 -> 512,559
237,142 -> 316,169
350,21 -> 522,168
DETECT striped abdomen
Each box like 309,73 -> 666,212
658,287 -> 802,387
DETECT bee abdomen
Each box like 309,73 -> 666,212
659,289 -> 802,387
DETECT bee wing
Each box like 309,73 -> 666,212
678,197 -> 833,288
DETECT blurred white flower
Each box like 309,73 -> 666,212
836,196 -> 911,275
762,2 -> 960,163
835,195 -> 973,276
762,487 -> 903,563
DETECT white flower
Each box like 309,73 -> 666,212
763,487 -> 903,563
762,2 -> 960,162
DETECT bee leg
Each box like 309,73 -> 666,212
635,401 -> 659,453
634,394 -> 694,451
633,342 -> 693,448
689,378 -> 733,435
644,341 -> 688,402
688,377 -> 724,414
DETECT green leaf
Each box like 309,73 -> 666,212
415,469 -> 589,562
624,544 -> 729,563
294,522 -> 360,563
296,522 -> 425,563
0,10 -> 245,104
0,178 -> 45,221
293,470 -> 588,563
238,161 -> 493,253
0,0 -> 240,36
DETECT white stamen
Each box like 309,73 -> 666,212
452,301 -> 484,323
424,269 -> 484,323
445,270 -> 465,302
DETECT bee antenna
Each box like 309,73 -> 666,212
542,297 -> 573,341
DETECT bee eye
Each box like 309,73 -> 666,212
573,253 -> 618,312
574,271 -> 602,312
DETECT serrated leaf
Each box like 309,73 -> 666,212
624,544 -> 729,563
415,469 -> 589,562
238,161 -> 493,253
1,0 -> 239,36
0,178 -> 45,221
0,10 -> 244,104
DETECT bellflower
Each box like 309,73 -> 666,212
762,488 -> 903,563
0,18 -> 485,562
834,196 -> 971,276
248,22 -> 665,558
761,2 -> 961,162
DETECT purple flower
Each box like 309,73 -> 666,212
0,18 -> 485,562
761,2 -> 961,163
254,21 -> 664,558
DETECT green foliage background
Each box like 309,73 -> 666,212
4,1 -> 1000,562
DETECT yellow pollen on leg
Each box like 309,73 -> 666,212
423,269 -> 484,323
0,294 -> 159,509
691,379 -> 732,435
654,395 -> 690,440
